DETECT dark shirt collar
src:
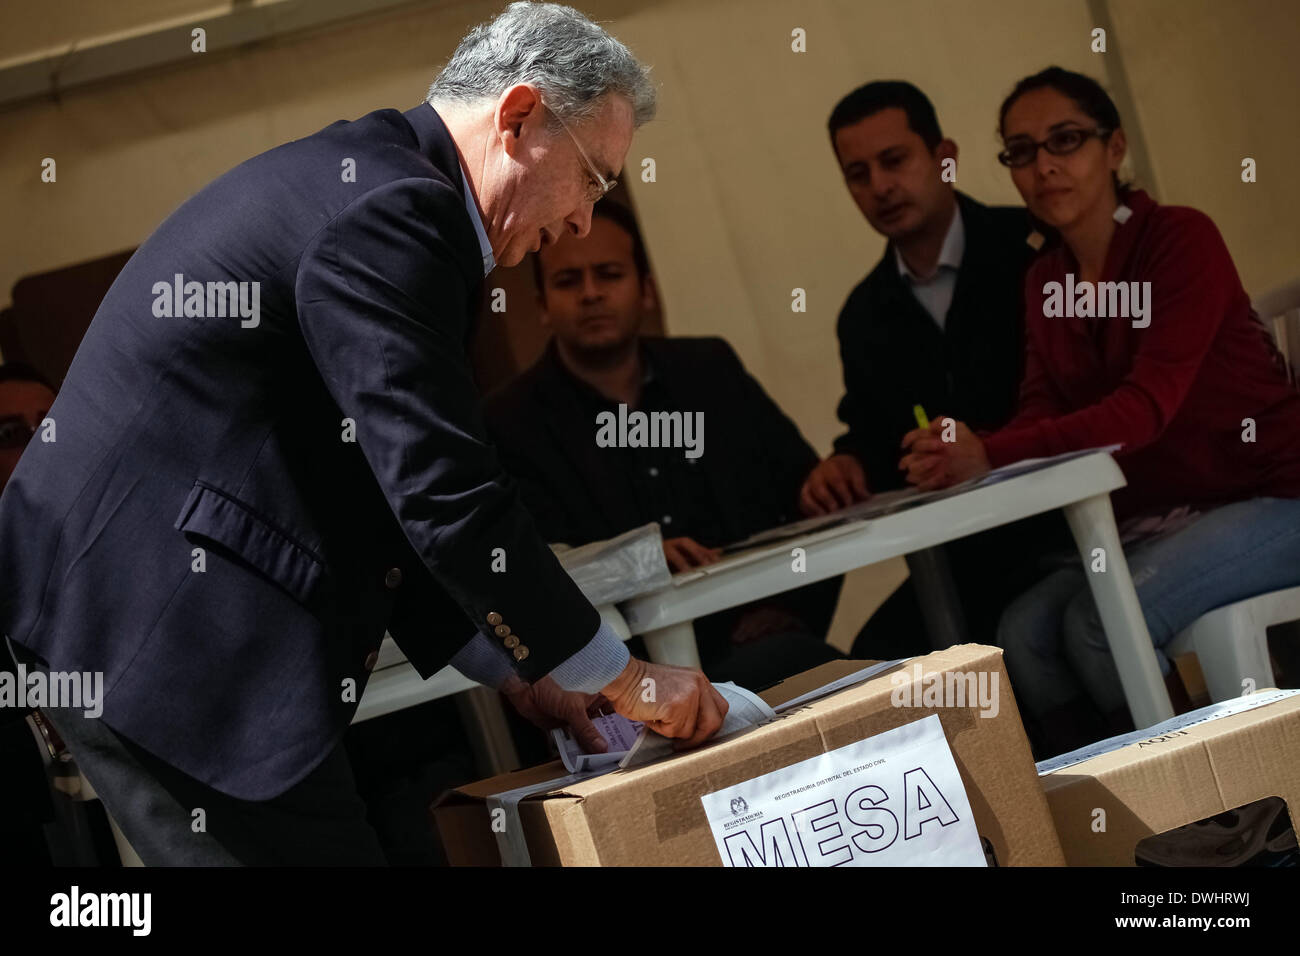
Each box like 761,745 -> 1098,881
543,337 -> 657,409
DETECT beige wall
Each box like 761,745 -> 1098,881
2,0 -> 1297,650
615,0 -> 1105,454
1106,0 -> 1300,298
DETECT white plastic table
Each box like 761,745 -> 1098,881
619,452 -> 1176,730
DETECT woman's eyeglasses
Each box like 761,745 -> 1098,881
998,127 -> 1111,168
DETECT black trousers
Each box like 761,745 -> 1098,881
11,642 -> 386,866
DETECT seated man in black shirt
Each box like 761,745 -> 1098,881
484,202 -> 843,689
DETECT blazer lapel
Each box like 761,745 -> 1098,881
945,193 -> 986,342
401,102 -> 482,287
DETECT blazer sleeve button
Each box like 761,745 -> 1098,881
494,624 -> 511,638
504,634 -> 520,649
511,645 -> 529,662
384,568 -> 403,589
486,612 -> 503,627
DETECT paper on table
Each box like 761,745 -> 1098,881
719,489 -> 923,553
717,446 -> 1121,556
700,713 -> 986,866
963,444 -> 1122,490
550,522 -> 672,604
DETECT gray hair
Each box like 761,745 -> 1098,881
426,2 -> 656,130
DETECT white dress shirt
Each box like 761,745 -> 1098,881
894,204 -> 965,330
456,153 -> 496,277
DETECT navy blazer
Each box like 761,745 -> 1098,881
0,104 -> 599,800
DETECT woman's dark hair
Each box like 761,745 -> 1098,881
998,66 -> 1129,197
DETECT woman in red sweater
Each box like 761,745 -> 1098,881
900,67 -> 1300,755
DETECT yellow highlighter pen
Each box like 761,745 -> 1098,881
913,404 -> 930,430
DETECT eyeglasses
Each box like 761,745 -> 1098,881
543,101 -> 617,203
997,127 -> 1111,168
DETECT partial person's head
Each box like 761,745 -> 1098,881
532,201 -> 653,359
827,81 -> 959,241
998,67 -> 1128,233
0,363 -> 56,489
427,2 -> 656,268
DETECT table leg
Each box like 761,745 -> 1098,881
1062,493 -> 1174,728
641,620 -> 702,668
904,547 -> 968,650
455,686 -> 521,777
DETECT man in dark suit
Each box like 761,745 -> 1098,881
799,80 -> 1067,659
485,201 -> 844,689
0,4 -> 728,865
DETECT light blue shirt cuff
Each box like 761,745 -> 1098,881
547,619 -> 631,694
447,631 -> 517,689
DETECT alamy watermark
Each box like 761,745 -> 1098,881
151,273 -> 260,327
595,404 -> 703,459
50,886 -> 150,936
1043,273 -> 1151,328
889,664 -> 1000,718
0,663 -> 103,717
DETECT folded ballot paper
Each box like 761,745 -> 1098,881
550,681 -> 781,774
550,659 -> 910,774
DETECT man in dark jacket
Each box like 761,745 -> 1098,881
485,201 -> 843,689
0,4 -> 727,865
799,80 -> 1067,658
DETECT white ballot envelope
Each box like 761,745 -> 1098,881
550,682 -> 777,773
551,712 -> 646,773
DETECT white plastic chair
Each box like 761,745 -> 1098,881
1167,586 -> 1300,702
1165,280 -> 1300,702
1254,277 -> 1300,384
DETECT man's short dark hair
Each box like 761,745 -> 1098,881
531,200 -> 650,294
827,80 -> 943,154
0,362 -> 55,392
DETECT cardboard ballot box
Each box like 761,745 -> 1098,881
434,645 -> 1065,866
1039,688 -> 1300,867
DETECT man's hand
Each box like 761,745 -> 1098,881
662,536 -> 722,573
599,658 -> 728,750
898,417 -> 990,490
799,454 -> 869,516
500,674 -> 610,754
